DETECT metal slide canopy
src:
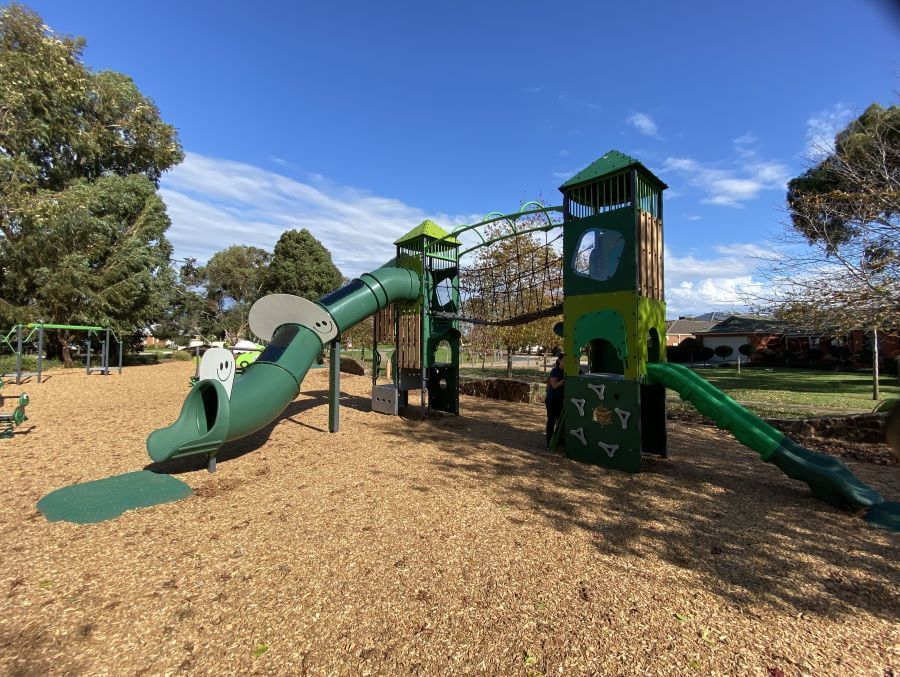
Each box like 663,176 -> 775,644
146,265 -> 420,464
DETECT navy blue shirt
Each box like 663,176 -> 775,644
545,366 -> 564,403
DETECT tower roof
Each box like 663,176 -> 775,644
558,150 -> 667,190
394,219 -> 460,246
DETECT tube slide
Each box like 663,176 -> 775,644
147,265 -> 420,463
646,362 -> 884,511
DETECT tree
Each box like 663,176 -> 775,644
152,258 -> 217,343
264,228 -> 343,299
714,345 -> 734,360
0,5 -> 183,364
767,102 -> 899,398
343,315 -> 374,361
680,337 -> 702,366
464,323 -> 497,369
204,245 -> 270,343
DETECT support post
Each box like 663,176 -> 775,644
118,335 -> 123,374
86,332 -> 92,375
36,326 -> 43,384
873,326 -> 880,401
372,315 -> 378,386
104,329 -> 111,374
329,340 -> 340,433
15,325 -> 22,385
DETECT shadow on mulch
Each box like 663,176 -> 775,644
144,388 -> 371,475
381,398 -> 900,623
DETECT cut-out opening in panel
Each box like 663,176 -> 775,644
572,229 -> 625,281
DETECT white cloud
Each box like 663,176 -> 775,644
662,156 -> 789,207
664,244 -> 770,316
557,149 -> 569,157
686,215 -> 702,221
161,152 -> 478,276
552,169 -> 577,180
805,103 -> 854,159
627,112 -> 659,137
733,132 -> 758,158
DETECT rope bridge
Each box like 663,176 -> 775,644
429,204 -> 565,327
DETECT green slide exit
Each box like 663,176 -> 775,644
645,362 -> 884,511
146,265 -> 420,463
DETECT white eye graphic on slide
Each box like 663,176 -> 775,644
312,318 -> 333,336
199,347 -> 235,399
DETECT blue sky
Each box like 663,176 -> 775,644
25,0 -> 900,316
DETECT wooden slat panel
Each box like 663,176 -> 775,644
375,305 -> 394,343
637,211 -> 663,301
397,312 -> 420,369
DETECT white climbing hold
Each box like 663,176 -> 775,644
570,427 -> 587,446
614,407 -> 631,430
597,441 -> 619,458
570,398 -> 586,417
587,382 -> 606,401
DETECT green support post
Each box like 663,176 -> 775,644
36,326 -> 43,384
15,325 -> 22,385
329,340 -> 340,433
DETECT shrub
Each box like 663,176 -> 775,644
738,343 -> 755,357
666,345 -> 686,363
0,354 -> 63,374
714,345 -> 734,359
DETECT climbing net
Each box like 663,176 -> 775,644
435,204 -> 565,326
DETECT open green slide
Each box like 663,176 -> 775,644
147,265 -> 420,464
646,362 -> 884,511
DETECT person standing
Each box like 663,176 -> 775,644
545,353 -> 565,448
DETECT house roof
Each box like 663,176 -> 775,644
696,314 -> 787,336
666,319 -> 718,335
558,150 -> 668,191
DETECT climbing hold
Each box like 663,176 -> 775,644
597,441 -> 619,458
587,382 -> 605,401
570,427 -> 587,446
570,398 -> 586,417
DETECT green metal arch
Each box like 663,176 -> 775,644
429,205 -> 563,255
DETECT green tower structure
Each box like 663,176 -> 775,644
376,220 -> 461,415
558,151 -> 668,471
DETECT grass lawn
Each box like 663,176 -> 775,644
687,367 -> 898,413
460,363 -> 898,417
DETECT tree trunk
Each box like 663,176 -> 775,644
873,327 -> 880,401
506,346 -> 513,377
50,332 -> 76,368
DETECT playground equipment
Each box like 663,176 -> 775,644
1,323 -> 123,384
0,381 -> 29,438
147,150 -> 895,528
232,340 -> 264,370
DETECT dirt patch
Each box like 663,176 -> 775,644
460,377 -> 544,403
0,363 -> 898,675
669,403 -> 897,466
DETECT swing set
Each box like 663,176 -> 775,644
1,323 -> 123,384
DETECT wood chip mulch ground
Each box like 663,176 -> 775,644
0,362 -> 898,675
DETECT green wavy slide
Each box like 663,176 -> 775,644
646,362 -> 885,512
147,265 -> 420,464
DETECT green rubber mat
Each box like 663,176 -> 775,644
37,471 -> 192,524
